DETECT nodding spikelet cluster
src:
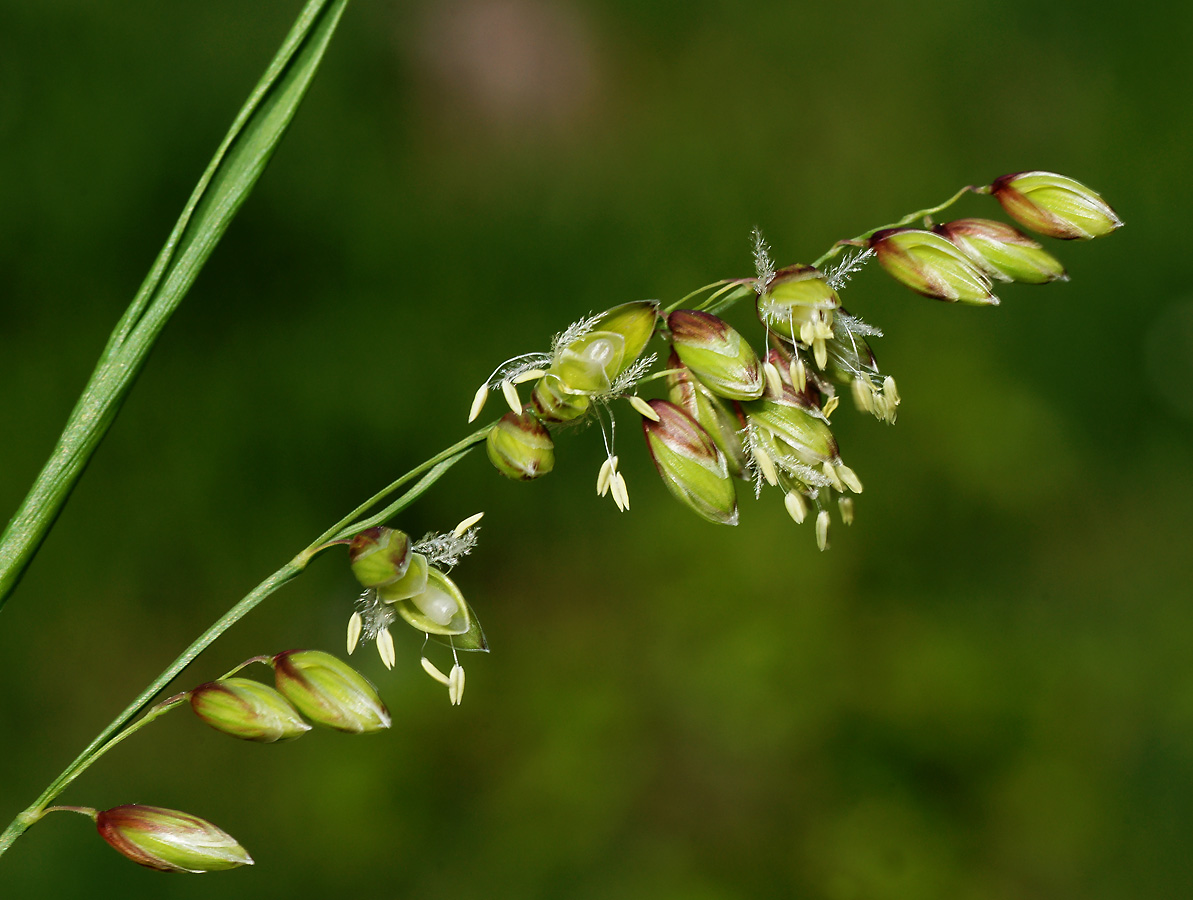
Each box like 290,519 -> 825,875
464,171 -> 1119,549
77,171 -> 1123,881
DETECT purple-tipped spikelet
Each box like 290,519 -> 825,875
990,171 -> 1122,241
348,526 -> 412,588
641,399 -> 739,526
96,805 -> 252,873
935,218 -> 1067,284
486,411 -> 555,480
668,310 -> 765,401
189,677 -> 311,743
666,349 -> 750,479
870,228 -> 998,304
273,649 -> 390,734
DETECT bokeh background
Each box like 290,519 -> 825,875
1,1 -> 1190,897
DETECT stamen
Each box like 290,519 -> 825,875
763,361 -> 783,394
500,379 -> 522,414
468,384 -> 489,423
421,657 -> 452,686
752,446 -> 779,486
512,368 -> 547,385
816,509 -> 831,551
452,512 -> 484,537
597,457 -> 615,496
837,465 -> 863,494
838,496 -> 855,525
784,491 -> 807,524
448,664 -> 466,706
629,396 -> 659,420
376,628 -> 396,670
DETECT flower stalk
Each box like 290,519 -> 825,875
0,426 -> 489,859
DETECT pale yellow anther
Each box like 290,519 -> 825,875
822,461 -> 844,492
512,368 -> 548,385
816,509 -> 830,551
883,375 -> 901,405
822,395 -> 840,418
500,379 -> 522,414
838,496 -> 855,525
346,612 -> 363,655
851,378 -> 873,412
790,357 -> 807,392
783,491 -> 807,524
873,393 -> 891,424
813,338 -> 828,370
629,395 -> 660,421
597,456 -> 615,496
421,657 -> 452,686
376,628 -> 396,670
611,472 -> 630,511
837,464 -> 863,494
452,512 -> 485,537
468,384 -> 489,423
800,320 -> 816,347
448,664 -> 466,706
752,446 -> 779,486
763,361 -> 784,394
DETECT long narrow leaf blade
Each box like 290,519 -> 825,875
0,0 -> 350,613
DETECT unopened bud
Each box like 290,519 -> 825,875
530,373 -> 591,423
642,399 -> 739,526
870,228 -> 997,304
990,171 -> 1122,240
486,411 -> 555,480
668,310 -> 764,401
189,678 -> 310,743
393,567 -> 474,636
95,805 -> 252,873
936,218 -> 1067,284
743,398 -> 839,466
665,351 -> 750,479
273,649 -> 391,734
757,265 -> 841,344
348,527 -> 412,588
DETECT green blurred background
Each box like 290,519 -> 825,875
1,1 -> 1190,897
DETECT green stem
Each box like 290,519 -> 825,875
0,427 -> 488,859
812,184 -> 977,268
671,183 -> 980,321
0,0 -> 350,616
663,280 -> 736,315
